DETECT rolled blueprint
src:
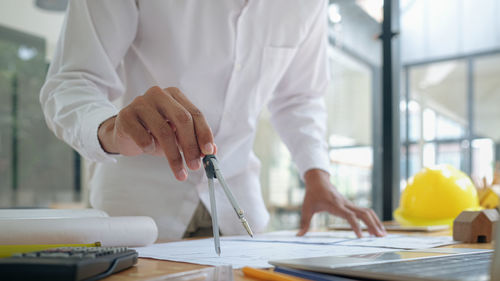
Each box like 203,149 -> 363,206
0,209 -> 109,219
0,216 -> 158,247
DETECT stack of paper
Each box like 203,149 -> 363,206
134,231 -> 457,268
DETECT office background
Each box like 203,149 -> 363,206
0,0 -> 499,231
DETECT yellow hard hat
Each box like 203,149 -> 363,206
394,164 -> 481,226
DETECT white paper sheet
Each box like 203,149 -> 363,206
222,230 -> 354,244
336,235 -> 457,249
223,230 -> 458,249
135,231 -> 458,268
135,239 -> 395,268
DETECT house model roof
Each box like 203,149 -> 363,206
455,209 -> 499,222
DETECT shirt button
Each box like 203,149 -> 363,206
235,63 -> 242,71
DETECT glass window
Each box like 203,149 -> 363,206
255,0 -> 381,230
423,108 -> 436,141
255,45 -> 376,230
326,47 -> 373,210
401,54 -> 500,185
436,142 -> 462,169
402,60 -> 468,179
0,49 -> 13,206
436,115 -> 465,140
407,144 -> 421,181
407,100 -> 421,142
401,0 -> 500,188
473,54 -> 500,182
410,60 -> 468,126
0,11 -> 74,208
472,139 -> 495,183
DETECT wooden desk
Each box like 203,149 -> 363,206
105,229 -> 493,281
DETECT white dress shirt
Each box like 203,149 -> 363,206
40,0 -> 330,240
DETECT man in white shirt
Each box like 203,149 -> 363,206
41,0 -> 385,239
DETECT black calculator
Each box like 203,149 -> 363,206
0,246 -> 138,281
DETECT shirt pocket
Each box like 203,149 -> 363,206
255,46 -> 297,110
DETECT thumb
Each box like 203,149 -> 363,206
297,208 -> 313,236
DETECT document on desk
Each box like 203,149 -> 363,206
335,234 -> 457,249
223,230 -> 458,249
222,230 -> 356,244
135,239 -> 394,268
134,231 -> 457,268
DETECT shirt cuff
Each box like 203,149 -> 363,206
293,144 -> 331,180
80,107 -> 120,163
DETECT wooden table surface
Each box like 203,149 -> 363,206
104,228 -> 493,281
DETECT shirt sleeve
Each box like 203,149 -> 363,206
267,0 -> 330,178
40,0 -> 138,162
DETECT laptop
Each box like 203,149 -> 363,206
270,223 -> 499,281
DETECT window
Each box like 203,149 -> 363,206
400,0 -> 500,188
473,54 -> 500,183
0,17 -> 76,207
255,0 -> 382,230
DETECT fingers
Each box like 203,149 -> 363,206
133,104 -> 187,181
115,106 -> 155,155
300,180 -> 385,239
116,86 -> 215,181
368,209 -> 387,236
167,87 -> 215,155
147,87 -> 201,170
347,206 -> 386,237
335,206 -> 362,238
297,205 -> 313,237
356,209 -> 380,237
150,87 -> 215,169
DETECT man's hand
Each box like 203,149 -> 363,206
98,86 -> 215,181
297,169 -> 386,238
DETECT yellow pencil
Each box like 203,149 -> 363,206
0,242 -> 101,258
242,266 -> 309,281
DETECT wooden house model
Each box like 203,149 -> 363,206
453,209 -> 499,243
